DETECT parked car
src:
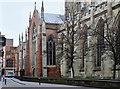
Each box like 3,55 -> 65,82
5,72 -> 14,78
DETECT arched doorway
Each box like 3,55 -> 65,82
33,68 -> 35,76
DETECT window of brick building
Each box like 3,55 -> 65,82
6,59 -> 13,67
47,35 -> 56,65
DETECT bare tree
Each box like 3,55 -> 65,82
56,3 -> 84,78
92,14 -> 120,79
57,2 -> 120,79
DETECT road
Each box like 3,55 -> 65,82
1,78 -> 101,89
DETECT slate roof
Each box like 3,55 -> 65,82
38,12 -> 64,24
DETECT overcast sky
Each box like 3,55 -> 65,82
0,0 -> 64,47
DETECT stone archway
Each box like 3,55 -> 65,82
33,68 -> 35,76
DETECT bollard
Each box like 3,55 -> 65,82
5,79 -> 6,85
38,78 -> 41,85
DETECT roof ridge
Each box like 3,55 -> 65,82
38,12 -> 63,15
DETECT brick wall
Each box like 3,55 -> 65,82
47,67 -> 60,77
26,10 -> 61,77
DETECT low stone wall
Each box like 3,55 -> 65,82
15,76 -> 120,88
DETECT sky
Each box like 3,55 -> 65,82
0,0 -> 64,47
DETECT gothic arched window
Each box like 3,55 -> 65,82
82,25 -> 88,68
96,18 -> 104,66
116,20 -> 120,64
47,35 -> 56,65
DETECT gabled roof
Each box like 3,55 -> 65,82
38,12 -> 64,24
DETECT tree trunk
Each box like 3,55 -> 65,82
71,64 -> 74,78
113,57 -> 117,79
112,47 -> 117,79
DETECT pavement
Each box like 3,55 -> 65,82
1,77 -> 102,89
0,80 -> 1,89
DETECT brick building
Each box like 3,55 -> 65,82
2,39 -> 17,76
15,39 -> 26,76
16,2 -> 63,77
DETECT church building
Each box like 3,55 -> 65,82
17,2 -> 63,77
58,0 -> 120,79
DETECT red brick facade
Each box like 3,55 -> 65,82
25,5 -> 61,77
3,46 -> 17,75
16,52 -> 19,76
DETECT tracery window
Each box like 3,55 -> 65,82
82,25 -> 88,68
60,33 -> 64,55
116,21 -> 120,64
47,35 -> 56,65
82,29 -> 87,68
96,18 -> 104,66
